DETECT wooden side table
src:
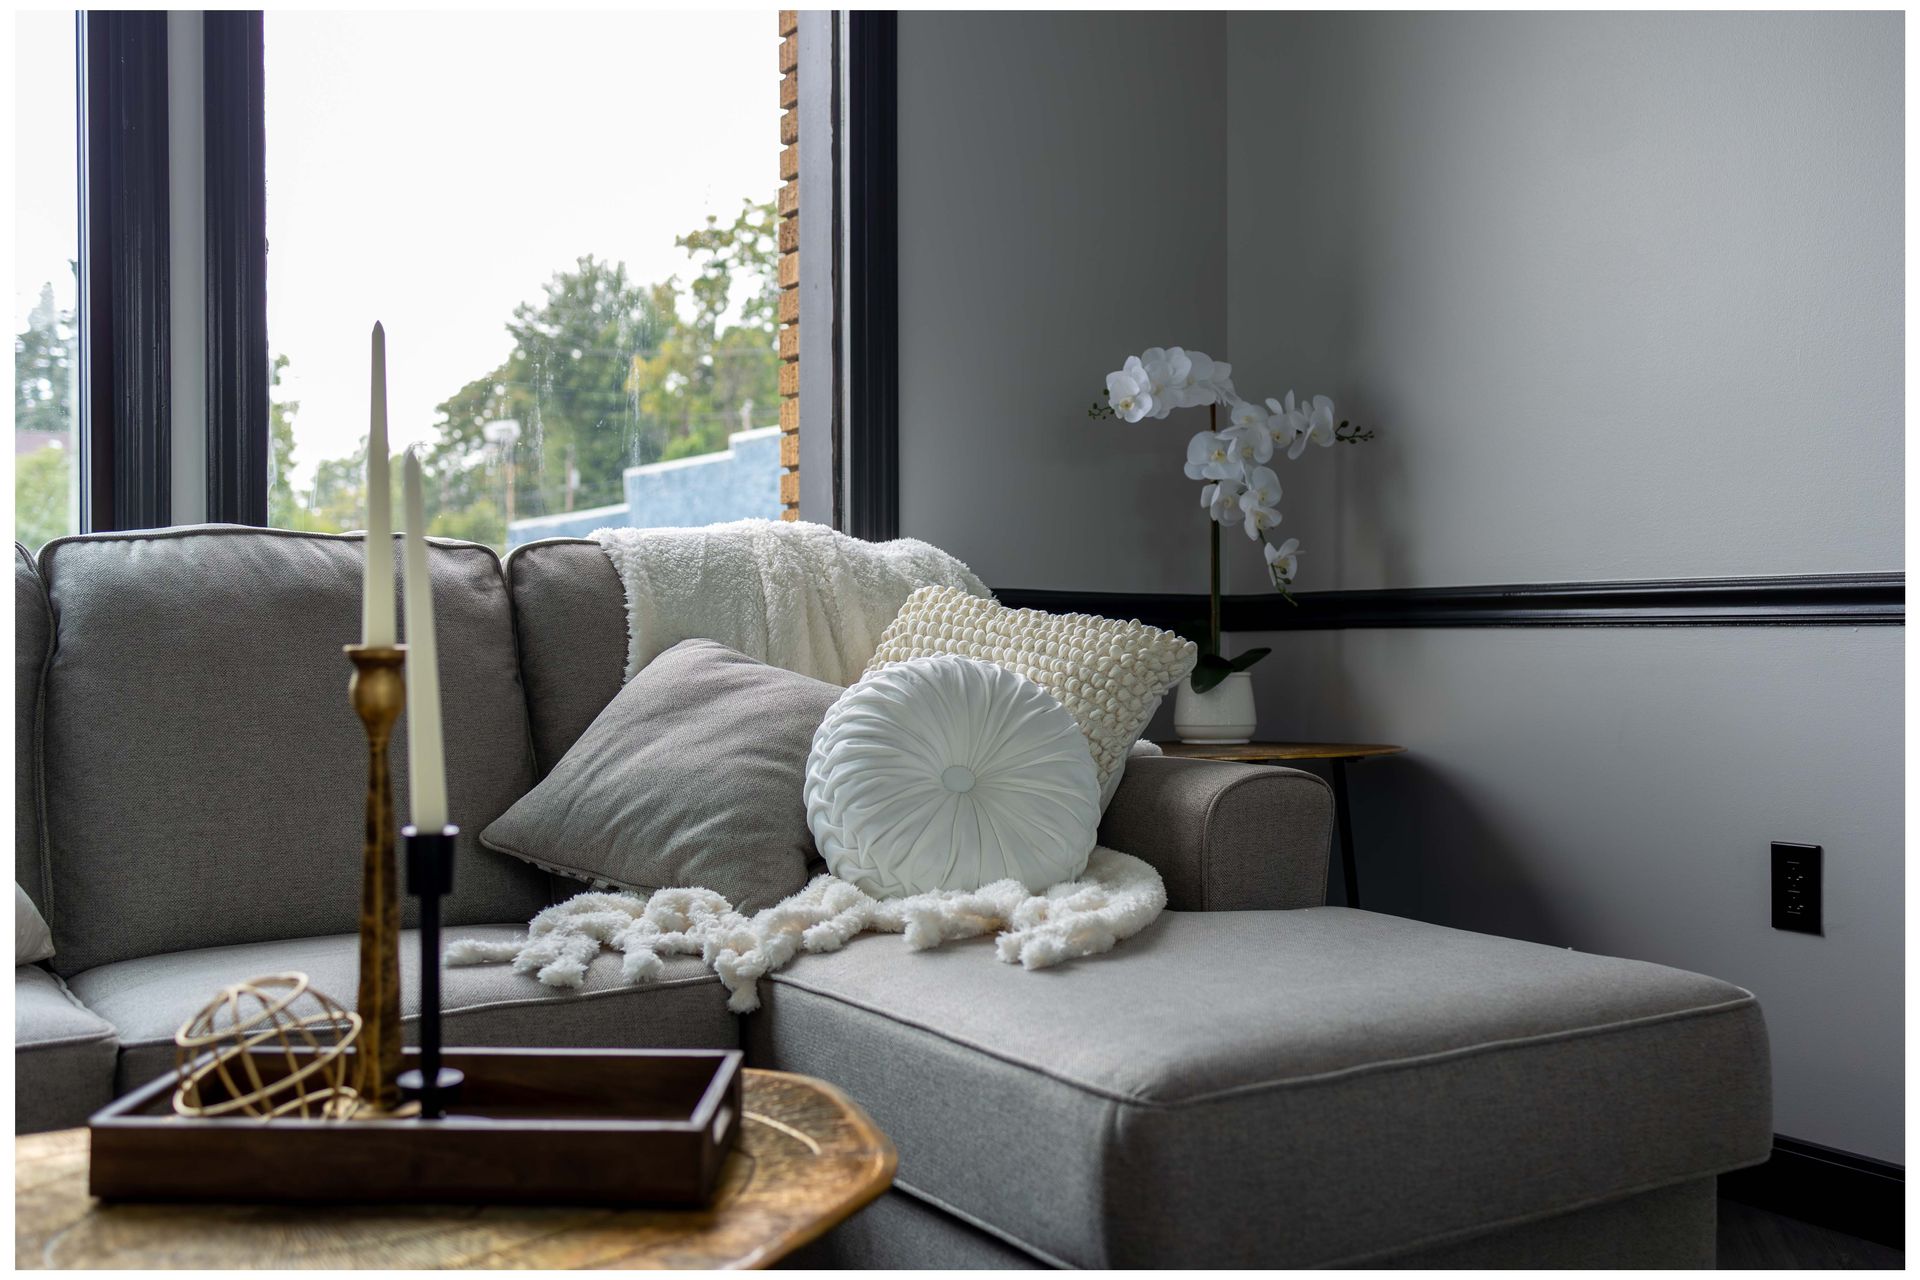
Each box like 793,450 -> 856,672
16,1069 -> 894,1270
1155,741 -> 1405,909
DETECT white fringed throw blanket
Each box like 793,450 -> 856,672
595,519 -> 989,686
453,520 -> 1167,997
448,848 -> 1167,1012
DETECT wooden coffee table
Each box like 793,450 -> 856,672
15,1069 -> 893,1270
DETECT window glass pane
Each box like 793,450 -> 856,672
14,12 -> 79,550
263,13 -> 782,551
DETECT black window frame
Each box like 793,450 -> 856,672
79,9 -> 172,533
76,9 -> 267,534
838,10 -> 898,542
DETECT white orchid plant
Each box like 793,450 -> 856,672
1089,346 -> 1374,692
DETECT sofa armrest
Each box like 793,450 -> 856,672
16,964 -> 120,1133
1097,755 -> 1334,911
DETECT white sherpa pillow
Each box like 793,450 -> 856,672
806,655 -> 1100,898
867,587 -> 1198,808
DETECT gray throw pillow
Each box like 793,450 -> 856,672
481,638 -> 841,913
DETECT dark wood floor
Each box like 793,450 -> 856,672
1718,1200 -> 1904,1269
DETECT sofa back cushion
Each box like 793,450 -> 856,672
38,526 -> 551,975
503,539 -> 629,776
16,544 -> 50,909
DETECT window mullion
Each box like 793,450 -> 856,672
167,10 -> 206,525
202,10 -> 268,527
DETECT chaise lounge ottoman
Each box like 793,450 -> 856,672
758,906 -> 1770,1268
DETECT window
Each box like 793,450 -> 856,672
42,13 -> 878,541
261,12 -> 784,551
14,13 -> 80,550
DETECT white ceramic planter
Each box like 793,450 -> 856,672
1174,671 -> 1257,743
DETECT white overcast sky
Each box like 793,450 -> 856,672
15,10 -> 780,486
14,13 -> 79,344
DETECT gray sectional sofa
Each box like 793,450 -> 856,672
14,526 -> 1773,1268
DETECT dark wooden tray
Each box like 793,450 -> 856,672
89,1046 -> 742,1207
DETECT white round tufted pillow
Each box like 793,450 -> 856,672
805,655 -> 1101,899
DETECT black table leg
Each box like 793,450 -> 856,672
1331,757 -> 1360,908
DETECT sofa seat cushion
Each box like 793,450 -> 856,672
70,926 -> 738,1093
16,965 -> 119,1133
744,907 -> 1771,1269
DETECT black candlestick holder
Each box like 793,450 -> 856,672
397,823 -> 464,1119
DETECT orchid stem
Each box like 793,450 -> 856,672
1208,403 -> 1221,658
1210,518 -> 1221,657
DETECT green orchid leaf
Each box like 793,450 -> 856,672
1189,653 -> 1234,694
1227,647 -> 1271,673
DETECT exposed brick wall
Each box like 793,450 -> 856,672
778,11 -> 801,520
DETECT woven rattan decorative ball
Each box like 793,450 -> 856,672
173,972 -> 363,1121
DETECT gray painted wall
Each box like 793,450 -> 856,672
897,10 -> 1228,594
1224,10 -> 1902,594
1235,626 -> 1902,1163
894,11 -> 1903,1161
1222,12 -> 1902,1161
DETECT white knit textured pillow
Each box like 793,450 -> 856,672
867,587 -> 1198,807
806,656 -> 1100,898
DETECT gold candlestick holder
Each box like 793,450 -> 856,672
345,643 -> 408,1114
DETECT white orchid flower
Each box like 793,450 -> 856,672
1241,495 -> 1283,541
1278,392 -> 1339,458
1184,430 -> 1241,481
1225,400 -> 1275,464
1304,395 -> 1338,448
1239,466 -> 1283,539
1183,431 -> 1212,479
1263,397 -> 1303,455
1241,463 -> 1281,510
1223,407 -> 1272,469
1200,477 -> 1249,524
1106,369 -> 1153,423
1157,347 -> 1197,409
1134,349 -> 1169,391
1206,359 -> 1235,404
1174,351 -> 1214,406
1223,424 -> 1271,469
1275,390 -> 1314,459
1174,352 -> 1234,407
1131,350 -> 1180,419
1264,537 -> 1300,584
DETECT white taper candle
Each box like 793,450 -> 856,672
362,323 -> 396,646
402,449 -> 449,830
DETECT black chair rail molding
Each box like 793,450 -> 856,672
995,572 -> 1905,631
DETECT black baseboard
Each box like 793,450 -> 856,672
1719,1135 -> 1904,1249
994,572 -> 1903,630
